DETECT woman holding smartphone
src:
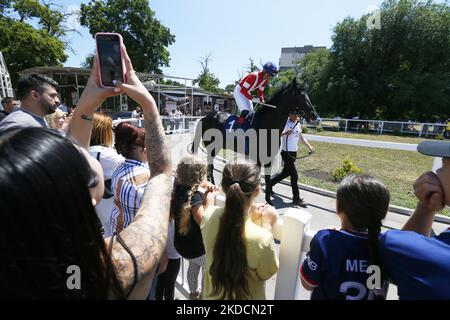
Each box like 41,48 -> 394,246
0,38 -> 172,299
69,41 -> 173,299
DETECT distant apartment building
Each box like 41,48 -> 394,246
279,45 -> 326,73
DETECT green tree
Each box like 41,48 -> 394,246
0,0 -> 12,15
0,1 -> 68,84
299,48 -> 331,115
160,79 -> 184,87
224,84 -> 235,93
265,68 -> 298,100
80,0 -> 175,73
81,52 -> 94,69
193,53 -> 223,93
320,0 -> 450,120
247,57 -> 259,73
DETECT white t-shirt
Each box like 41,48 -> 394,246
281,119 -> 302,152
89,145 -> 125,180
89,145 -> 125,237
132,110 -> 140,118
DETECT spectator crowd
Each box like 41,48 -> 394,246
0,43 -> 449,300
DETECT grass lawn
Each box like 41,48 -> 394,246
296,139 -> 449,216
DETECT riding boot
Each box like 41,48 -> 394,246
207,164 -> 215,185
265,193 -> 273,206
265,182 -> 274,205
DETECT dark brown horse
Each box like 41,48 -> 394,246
191,78 -> 318,198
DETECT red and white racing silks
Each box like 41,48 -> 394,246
238,71 -> 269,102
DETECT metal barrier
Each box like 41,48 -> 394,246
307,118 -> 447,137
112,116 -> 203,135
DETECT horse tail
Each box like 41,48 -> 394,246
190,118 -> 203,154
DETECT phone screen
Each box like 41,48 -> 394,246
96,34 -> 124,87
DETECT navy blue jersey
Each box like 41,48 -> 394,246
300,229 -> 379,300
379,228 -> 450,300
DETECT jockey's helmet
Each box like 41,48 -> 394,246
263,62 -> 278,76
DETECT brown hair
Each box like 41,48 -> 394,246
171,156 -> 207,235
114,122 -> 145,159
337,174 -> 390,275
90,112 -> 113,147
210,158 -> 261,299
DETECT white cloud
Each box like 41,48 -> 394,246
365,4 -> 381,15
66,4 -> 81,31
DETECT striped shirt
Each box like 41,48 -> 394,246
110,159 -> 150,234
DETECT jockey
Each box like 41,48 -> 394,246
234,62 -> 278,124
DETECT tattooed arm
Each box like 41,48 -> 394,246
106,44 -> 172,298
107,173 -> 171,298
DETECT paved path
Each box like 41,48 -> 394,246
303,134 -> 418,151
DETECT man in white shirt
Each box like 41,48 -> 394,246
131,106 -> 142,118
266,112 -> 315,208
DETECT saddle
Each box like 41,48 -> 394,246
224,112 -> 256,133
224,112 -> 257,155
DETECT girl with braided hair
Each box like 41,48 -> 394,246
300,174 -> 390,300
172,156 -> 217,299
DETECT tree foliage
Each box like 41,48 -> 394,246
224,84 -> 235,93
265,68 -> 298,100
300,0 -> 450,121
160,79 -> 184,87
0,0 -> 68,84
80,0 -> 175,74
193,53 -> 223,93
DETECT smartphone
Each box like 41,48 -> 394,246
95,32 -> 126,87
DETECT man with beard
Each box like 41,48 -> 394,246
0,74 -> 60,133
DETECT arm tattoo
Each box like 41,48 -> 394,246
107,94 -> 173,295
144,100 -> 171,176
109,173 -> 172,293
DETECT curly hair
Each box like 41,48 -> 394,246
171,156 -> 207,235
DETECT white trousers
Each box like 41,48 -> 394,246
233,85 -> 254,113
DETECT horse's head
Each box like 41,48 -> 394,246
282,78 -> 318,122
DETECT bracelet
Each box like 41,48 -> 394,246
81,114 -> 93,121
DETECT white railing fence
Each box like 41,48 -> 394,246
307,118 -> 448,137
113,116 -> 203,135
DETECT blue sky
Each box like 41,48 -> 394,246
60,0 -> 386,86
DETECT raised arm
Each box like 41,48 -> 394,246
68,57 -> 117,150
402,171 -> 444,236
106,45 -> 172,297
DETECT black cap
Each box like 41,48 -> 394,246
417,140 -> 450,157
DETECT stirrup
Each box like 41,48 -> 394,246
240,110 -> 249,118
245,112 -> 255,125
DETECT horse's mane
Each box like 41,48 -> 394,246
255,81 -> 295,116
267,82 -> 292,105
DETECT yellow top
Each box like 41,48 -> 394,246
200,206 -> 279,300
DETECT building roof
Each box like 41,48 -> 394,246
20,66 -> 92,75
281,46 -> 327,54
18,66 -> 232,98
